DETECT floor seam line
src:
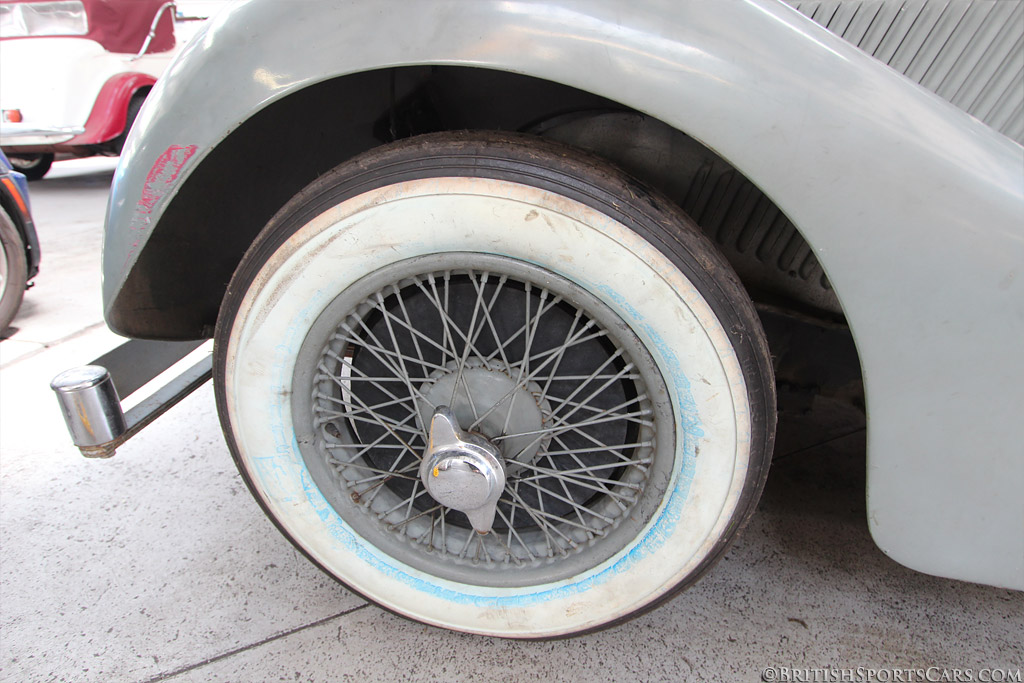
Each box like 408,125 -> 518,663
139,603 -> 370,683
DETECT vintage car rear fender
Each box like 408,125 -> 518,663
103,0 -> 1024,590
63,72 -> 155,147
0,156 -> 40,279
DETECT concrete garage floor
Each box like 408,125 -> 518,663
1,159 -> 1020,682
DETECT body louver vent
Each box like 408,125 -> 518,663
787,0 -> 1024,144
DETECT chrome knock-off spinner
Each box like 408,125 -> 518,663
419,406 -> 506,534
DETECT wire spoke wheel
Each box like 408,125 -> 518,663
292,254 -> 673,585
216,133 -> 775,637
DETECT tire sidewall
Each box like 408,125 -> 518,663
0,210 -> 28,331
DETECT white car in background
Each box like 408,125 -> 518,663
0,0 -> 210,179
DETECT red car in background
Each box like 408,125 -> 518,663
0,0 -> 208,179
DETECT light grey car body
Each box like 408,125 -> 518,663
102,0 -> 1024,590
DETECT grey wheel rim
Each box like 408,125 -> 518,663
292,253 -> 675,587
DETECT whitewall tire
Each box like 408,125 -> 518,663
214,133 -> 775,638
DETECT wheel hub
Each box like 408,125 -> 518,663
416,360 -> 550,471
419,406 -> 506,534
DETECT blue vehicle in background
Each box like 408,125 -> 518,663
0,148 -> 40,332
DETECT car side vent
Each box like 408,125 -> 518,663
787,0 -> 1024,144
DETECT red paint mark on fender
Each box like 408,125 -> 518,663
138,144 -> 197,212
122,144 -> 198,271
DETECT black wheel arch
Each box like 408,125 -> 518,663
0,183 -> 40,280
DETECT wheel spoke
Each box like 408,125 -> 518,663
315,407 -> 421,435
466,318 -> 600,432
342,319 -> 436,406
334,328 -> 448,375
515,477 -> 615,524
326,370 -> 422,463
548,391 -> 648,419
540,458 -> 592,536
515,326 -> 607,370
470,272 -> 513,369
315,392 -> 416,421
323,411 -> 420,463
481,292 -> 565,367
334,461 -> 421,483
412,273 -> 489,395
540,443 -> 653,460
545,354 -> 630,425
494,505 -> 534,563
381,480 -> 431,517
533,307 -> 584,408
393,503 -> 443,533
534,452 -> 637,508
516,459 -> 643,490
503,487 -> 575,555
503,488 -> 594,540
375,290 -> 429,439
547,420 -> 639,465
495,408 -> 652,444
497,360 -> 645,460
391,282 -> 431,374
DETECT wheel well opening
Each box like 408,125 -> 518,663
111,66 -> 860,406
